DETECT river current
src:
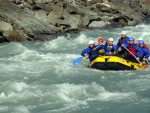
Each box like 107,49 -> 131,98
0,24 -> 150,113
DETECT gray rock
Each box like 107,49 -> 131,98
142,4 -> 150,12
34,0 -> 53,4
81,15 -> 90,27
87,0 -> 103,4
35,10 -> 48,21
47,10 -> 82,31
33,3 -> 56,12
0,1 -> 58,35
101,16 -> 112,21
99,2 -> 144,24
1,0 -> 150,42
67,15 -> 81,30
128,20 -> 136,26
0,21 -> 13,33
3,30 -> 27,41
88,21 -> 111,28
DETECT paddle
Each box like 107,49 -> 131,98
72,56 -> 86,66
123,46 -> 142,64
72,44 -> 103,66
146,59 -> 150,67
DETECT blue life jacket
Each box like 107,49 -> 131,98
127,44 -> 143,58
116,37 -> 129,50
81,45 -> 103,61
105,44 -> 117,56
140,46 -> 149,59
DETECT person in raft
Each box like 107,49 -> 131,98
137,37 -> 150,52
125,37 -> 143,63
97,37 -> 105,55
116,31 -> 129,57
105,38 -> 117,56
138,40 -> 150,63
81,40 -> 104,61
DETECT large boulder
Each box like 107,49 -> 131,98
47,10 -> 70,25
33,3 -> 56,12
0,1 -> 58,35
0,21 -> 13,33
3,30 -> 27,42
82,15 -> 90,27
35,10 -> 48,21
89,21 -> 111,28
47,10 -> 82,31
97,1 -> 145,25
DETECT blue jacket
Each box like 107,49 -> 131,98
105,44 -> 117,56
92,44 -> 105,51
81,45 -> 104,61
104,42 -> 108,49
116,37 -> 129,50
127,44 -> 143,58
140,47 -> 150,59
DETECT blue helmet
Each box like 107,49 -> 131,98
129,37 -> 135,41
139,40 -> 144,44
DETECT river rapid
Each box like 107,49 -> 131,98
0,24 -> 150,113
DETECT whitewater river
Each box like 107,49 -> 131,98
0,24 -> 150,113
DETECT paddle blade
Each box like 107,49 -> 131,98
81,57 -> 86,62
72,56 -> 83,66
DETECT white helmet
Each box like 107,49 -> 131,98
121,31 -> 126,35
88,40 -> 94,44
108,38 -> 114,41
138,37 -> 143,40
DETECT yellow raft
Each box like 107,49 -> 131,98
88,56 -> 148,70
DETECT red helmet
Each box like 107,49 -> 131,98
98,37 -> 104,43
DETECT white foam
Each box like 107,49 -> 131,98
73,33 -> 88,44
0,92 -> 6,98
55,82 -> 136,103
0,24 -> 149,113
96,91 -> 136,102
124,24 -> 150,44
0,106 -> 9,112
41,82 -> 136,113
9,49 -> 42,61
0,42 -> 27,55
6,82 -> 28,92
13,105 -> 30,113
44,36 -> 71,50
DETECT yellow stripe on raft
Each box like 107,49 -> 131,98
88,56 -> 145,70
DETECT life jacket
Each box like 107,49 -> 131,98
96,44 -> 105,54
107,45 -> 115,53
89,46 -> 99,55
119,38 -> 126,46
127,44 -> 138,56
87,46 -> 100,61
99,49 -> 105,54
118,37 -> 128,50
143,43 -> 150,52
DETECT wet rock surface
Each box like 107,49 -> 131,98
0,0 -> 150,42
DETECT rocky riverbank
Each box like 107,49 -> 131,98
0,0 -> 150,42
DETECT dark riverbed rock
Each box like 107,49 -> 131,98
3,30 -> 27,41
0,36 -> 9,43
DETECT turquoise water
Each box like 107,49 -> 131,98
0,24 -> 150,113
